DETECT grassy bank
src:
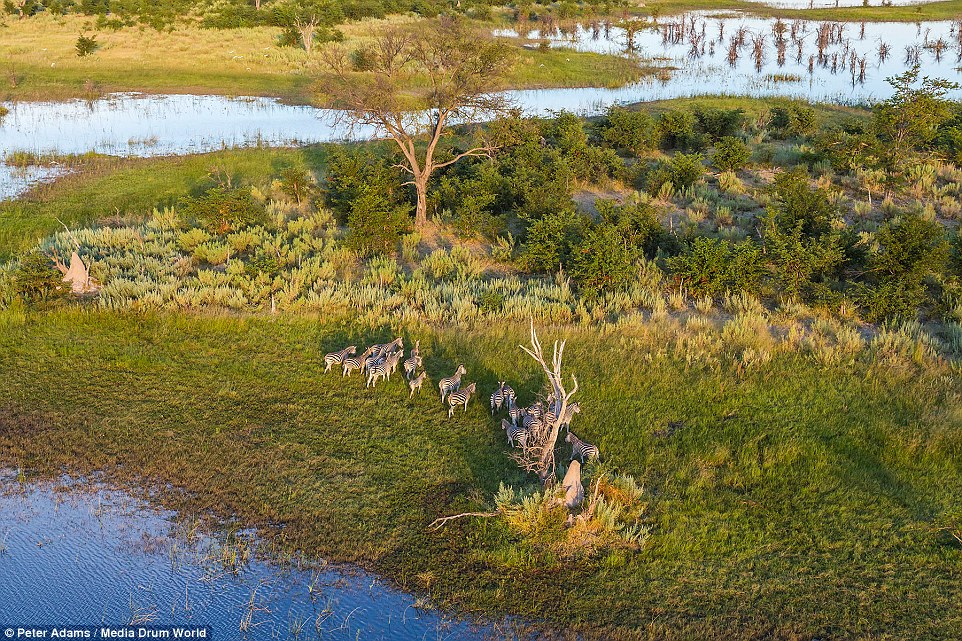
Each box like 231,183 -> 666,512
0,309 -> 960,639
0,14 -> 648,104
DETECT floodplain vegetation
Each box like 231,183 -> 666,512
2,86 -> 962,638
2,3 -> 962,640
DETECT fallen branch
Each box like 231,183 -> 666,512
428,511 -> 498,530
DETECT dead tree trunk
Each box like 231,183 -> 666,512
519,321 -> 579,484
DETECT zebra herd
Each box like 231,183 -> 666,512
323,338 -> 479,417
324,339 -> 600,463
491,382 -> 600,465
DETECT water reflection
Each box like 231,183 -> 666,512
0,476 -> 502,640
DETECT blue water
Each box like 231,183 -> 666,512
0,478 -> 502,640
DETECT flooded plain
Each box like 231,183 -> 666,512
0,475 -> 504,640
2,12 -> 961,199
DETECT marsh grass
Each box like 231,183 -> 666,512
0,310 -> 960,639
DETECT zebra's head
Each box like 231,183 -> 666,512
464,382 -> 476,394
346,346 -> 357,355
393,337 -> 403,349
456,364 -> 466,376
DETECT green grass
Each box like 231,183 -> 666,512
0,309 -> 960,639
0,147 -> 327,261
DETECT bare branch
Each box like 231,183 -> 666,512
428,512 -> 499,530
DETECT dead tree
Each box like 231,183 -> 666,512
515,321 -> 579,485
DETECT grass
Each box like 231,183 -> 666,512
0,146 -> 326,261
0,14 -> 652,103
0,309 -> 960,639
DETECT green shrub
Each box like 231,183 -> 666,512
769,104 -> 819,139
712,137 -> 752,172
666,237 -> 764,297
14,252 -> 68,306
694,108 -> 746,141
569,223 -> 637,298
647,152 -> 704,195
75,33 -> 100,57
520,208 -> 585,273
601,107 -> 659,156
182,187 -> 268,235
658,110 -> 702,150
346,187 -> 411,257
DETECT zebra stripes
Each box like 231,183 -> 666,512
438,364 -> 466,402
490,382 -> 517,415
502,418 -> 529,448
342,346 -> 375,377
447,382 -> 477,418
566,432 -> 600,463
324,346 -> 356,373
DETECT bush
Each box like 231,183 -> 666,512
712,137 -> 752,172
14,252 -> 68,306
324,147 -> 406,224
769,104 -> 819,139
658,110 -> 702,150
666,237 -> 764,297
694,108 -> 746,141
601,107 -> 659,156
75,34 -> 99,57
647,152 -> 704,195
182,188 -> 268,235
569,223 -> 637,298
520,208 -> 585,273
346,187 -> 411,257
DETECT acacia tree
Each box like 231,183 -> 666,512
325,18 -> 514,227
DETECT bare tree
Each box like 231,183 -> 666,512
325,18 -> 514,227
274,0 -> 340,52
516,322 -> 580,484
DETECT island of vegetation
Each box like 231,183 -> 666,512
1,1 -> 962,639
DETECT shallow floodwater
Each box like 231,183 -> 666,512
499,14 -> 962,104
2,12 -> 960,199
0,477 -> 501,640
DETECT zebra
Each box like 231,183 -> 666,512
490,382 -> 516,415
507,398 -> 526,427
566,432 -> 600,463
409,371 -> 427,397
403,353 -> 422,380
502,418 -> 529,448
367,350 -> 403,388
323,346 -> 356,373
342,346 -> 375,377
371,337 -> 403,358
438,364 -> 466,402
447,382 -> 477,418
385,349 -> 404,380
363,350 -> 383,375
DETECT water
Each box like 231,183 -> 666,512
742,0 -> 931,7
498,15 -> 962,104
2,12 -> 959,199
0,477 -> 501,640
